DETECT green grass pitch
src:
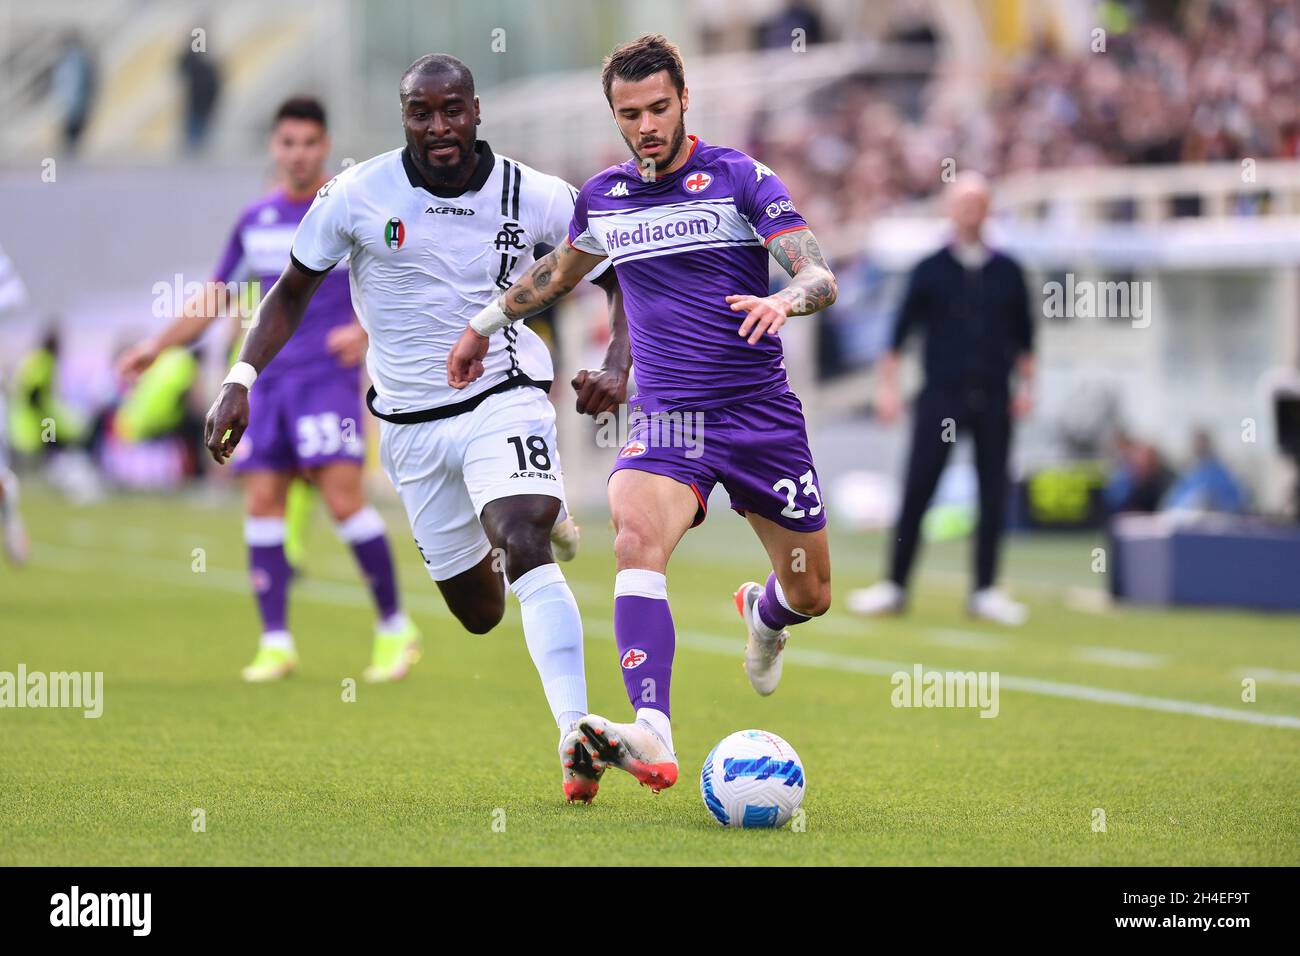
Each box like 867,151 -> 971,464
2,483 -> 1297,865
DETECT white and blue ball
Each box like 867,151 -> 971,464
700,729 -> 806,828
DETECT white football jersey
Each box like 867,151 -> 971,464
291,142 -> 604,415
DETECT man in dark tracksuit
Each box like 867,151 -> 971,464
849,173 -> 1036,625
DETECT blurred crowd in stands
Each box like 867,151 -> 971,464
749,0 -> 1300,229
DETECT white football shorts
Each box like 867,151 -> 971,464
378,385 -> 567,581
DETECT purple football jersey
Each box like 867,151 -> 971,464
568,136 -> 808,407
212,188 -> 357,385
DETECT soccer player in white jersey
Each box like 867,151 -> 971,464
450,35 -> 837,795
204,55 -> 627,803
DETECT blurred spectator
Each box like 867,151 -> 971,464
178,42 -> 221,153
1105,433 -> 1173,513
51,31 -> 97,153
1162,428 -> 1248,512
755,0 -> 825,50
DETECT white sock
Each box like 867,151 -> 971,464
378,611 -> 410,635
334,505 -> 387,544
558,710 -> 584,734
637,707 -> 674,753
260,630 -> 294,651
510,563 -> 587,729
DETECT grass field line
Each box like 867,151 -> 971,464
1236,667 -> 1300,686
922,628 -> 1013,651
662,629 -> 1300,731
1070,646 -> 1169,669
27,543 -> 1300,731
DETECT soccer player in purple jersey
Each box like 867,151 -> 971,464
449,35 -> 838,794
119,97 -> 417,683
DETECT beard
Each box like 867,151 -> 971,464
624,120 -> 686,180
411,137 -> 477,187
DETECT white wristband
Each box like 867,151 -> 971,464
469,298 -> 512,337
222,361 -> 258,390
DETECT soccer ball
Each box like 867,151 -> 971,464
699,729 -> 806,828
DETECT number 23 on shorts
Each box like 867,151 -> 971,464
772,469 -> 823,520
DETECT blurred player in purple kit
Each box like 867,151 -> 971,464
119,96 -> 417,683
450,35 -> 837,794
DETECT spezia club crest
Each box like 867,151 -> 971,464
384,217 -> 405,250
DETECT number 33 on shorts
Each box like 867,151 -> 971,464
296,412 -> 363,460
772,469 -> 823,520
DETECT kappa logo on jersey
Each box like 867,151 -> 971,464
494,221 -> 527,251
766,199 -> 796,219
619,439 -> 648,458
753,161 -> 775,182
684,172 -> 713,193
606,182 -> 630,198
426,205 -> 474,216
621,648 -> 648,669
384,217 -> 405,250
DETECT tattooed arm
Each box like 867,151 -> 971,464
447,242 -> 608,388
725,227 -> 838,345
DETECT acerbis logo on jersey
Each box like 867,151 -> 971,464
621,648 -> 648,669
426,205 -> 475,216
684,172 -> 712,193
384,217 -> 405,250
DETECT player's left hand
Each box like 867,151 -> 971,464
326,324 -> 369,367
447,326 -> 490,389
726,294 -> 792,345
572,367 -> 627,417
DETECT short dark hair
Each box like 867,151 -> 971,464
273,95 -> 327,130
401,53 -> 475,99
601,34 -> 685,104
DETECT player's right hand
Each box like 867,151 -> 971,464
204,384 -> 250,465
447,326 -> 490,389
116,339 -> 161,384
572,368 -> 627,417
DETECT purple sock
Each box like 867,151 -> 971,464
246,517 -> 292,633
338,507 -> 400,621
756,572 -> 811,632
613,569 -> 675,718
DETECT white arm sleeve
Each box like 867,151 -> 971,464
290,176 -> 352,273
